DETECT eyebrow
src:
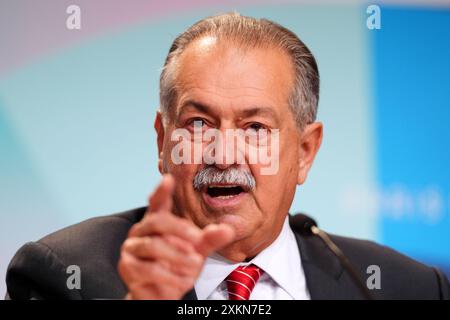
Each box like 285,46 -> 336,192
177,99 -> 278,120
178,100 -> 211,116
241,106 -> 277,119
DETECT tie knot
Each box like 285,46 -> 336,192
225,264 -> 263,300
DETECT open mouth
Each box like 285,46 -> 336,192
206,185 -> 245,198
200,183 -> 249,209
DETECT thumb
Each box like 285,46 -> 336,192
195,224 -> 235,257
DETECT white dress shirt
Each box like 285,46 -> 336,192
194,215 -> 311,300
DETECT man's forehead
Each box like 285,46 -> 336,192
173,38 -> 294,113
176,37 -> 294,87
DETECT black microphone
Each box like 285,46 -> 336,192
291,213 -> 374,300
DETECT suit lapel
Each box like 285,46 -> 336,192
290,219 -> 366,300
293,231 -> 344,299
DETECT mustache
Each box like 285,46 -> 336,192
193,166 -> 256,191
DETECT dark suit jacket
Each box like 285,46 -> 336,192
5,207 -> 450,300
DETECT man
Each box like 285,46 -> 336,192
5,13 -> 450,300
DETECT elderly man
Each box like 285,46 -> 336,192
5,13 -> 449,300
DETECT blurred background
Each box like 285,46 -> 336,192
1,0 -> 449,297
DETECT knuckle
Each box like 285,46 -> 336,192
143,214 -> 157,228
127,224 -> 139,237
121,238 -> 134,252
118,254 -> 132,278
191,253 -> 204,268
142,237 -> 158,255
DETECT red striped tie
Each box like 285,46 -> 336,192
225,264 -> 263,300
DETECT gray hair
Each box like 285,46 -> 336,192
193,166 -> 256,191
159,12 -> 319,129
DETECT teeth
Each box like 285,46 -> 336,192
208,185 -> 239,188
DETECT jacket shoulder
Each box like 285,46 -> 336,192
6,207 -> 146,300
38,206 -> 145,258
328,234 -> 449,299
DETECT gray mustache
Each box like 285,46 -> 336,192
193,166 -> 256,191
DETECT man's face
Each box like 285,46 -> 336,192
157,37 -> 305,257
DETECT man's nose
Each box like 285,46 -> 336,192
211,128 -> 245,170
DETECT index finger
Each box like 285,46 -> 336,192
148,174 -> 175,213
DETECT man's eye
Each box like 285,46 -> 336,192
188,118 -> 207,128
247,123 -> 265,132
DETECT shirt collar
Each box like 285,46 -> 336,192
195,215 -> 306,300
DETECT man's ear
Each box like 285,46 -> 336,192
297,122 -> 323,185
154,111 -> 165,174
